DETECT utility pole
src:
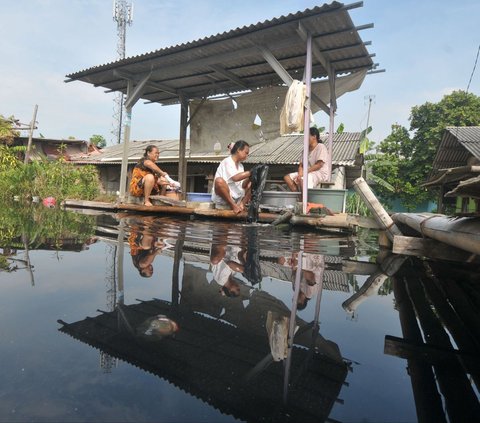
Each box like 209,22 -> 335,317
24,105 -> 38,164
364,95 -> 375,143
356,95 -> 375,214
111,0 -> 133,145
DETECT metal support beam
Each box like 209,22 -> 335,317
118,80 -> 133,202
257,44 -> 329,114
297,23 -> 329,70
210,64 -> 250,90
302,32 -> 312,215
186,97 -> 207,126
114,69 -> 178,97
117,73 -> 153,201
257,44 -> 293,86
124,72 -> 152,109
178,96 -> 189,200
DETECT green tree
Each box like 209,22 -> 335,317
89,134 -> 106,148
371,90 -> 480,210
370,124 -> 419,209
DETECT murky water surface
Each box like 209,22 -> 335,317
0,205 -> 478,422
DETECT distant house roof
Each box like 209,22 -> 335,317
70,133 -> 362,167
431,127 -> 480,171
14,137 -> 91,161
426,127 -> 480,187
65,2 -> 377,106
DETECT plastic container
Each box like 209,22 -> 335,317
261,191 -> 301,207
186,192 -> 212,202
307,189 -> 347,213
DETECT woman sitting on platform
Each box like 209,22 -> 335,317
211,140 -> 252,214
283,127 -> 329,195
129,145 -> 179,206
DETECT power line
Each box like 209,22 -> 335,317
466,44 -> 480,93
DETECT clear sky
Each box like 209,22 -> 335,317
1,0 -> 479,146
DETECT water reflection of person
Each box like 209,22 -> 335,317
128,226 -> 164,278
279,252 -> 325,310
210,241 -> 247,297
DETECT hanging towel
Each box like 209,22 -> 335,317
280,80 -> 306,135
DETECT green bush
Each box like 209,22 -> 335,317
0,157 -> 100,202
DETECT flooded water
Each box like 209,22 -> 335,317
1,204 -> 479,422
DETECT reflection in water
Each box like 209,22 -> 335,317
3,208 -> 480,421
386,258 -> 480,423
59,215 -> 348,423
128,216 -> 167,278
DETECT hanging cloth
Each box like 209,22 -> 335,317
280,80 -> 306,135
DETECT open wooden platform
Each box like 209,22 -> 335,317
62,198 -> 379,230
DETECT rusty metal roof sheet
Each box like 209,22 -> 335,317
70,133 -> 361,166
431,126 -> 480,172
65,2 -> 377,105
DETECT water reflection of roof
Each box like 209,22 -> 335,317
59,298 -> 347,423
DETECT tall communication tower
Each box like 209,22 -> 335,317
111,0 -> 133,145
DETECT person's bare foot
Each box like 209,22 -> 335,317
232,203 -> 243,214
144,200 -> 153,206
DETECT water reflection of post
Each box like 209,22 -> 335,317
171,230 -> 185,308
21,234 -> 35,286
342,254 -> 406,317
283,251 -> 302,404
389,263 -> 480,422
404,268 -> 480,421
392,275 -> 446,423
116,221 -> 125,305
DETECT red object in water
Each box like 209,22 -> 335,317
42,197 -> 56,208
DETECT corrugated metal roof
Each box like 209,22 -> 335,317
244,132 -> 362,166
65,2 -> 377,106
70,133 -> 361,167
431,127 -> 480,171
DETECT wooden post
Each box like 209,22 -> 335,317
24,104 -> 38,164
352,177 -> 402,241
392,213 -> 480,256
